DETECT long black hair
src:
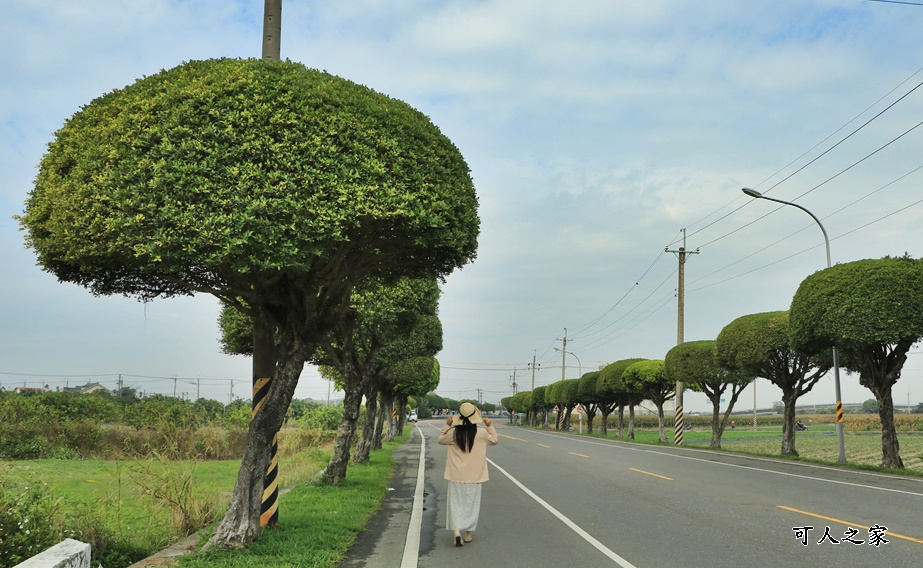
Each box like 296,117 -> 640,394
453,417 -> 478,453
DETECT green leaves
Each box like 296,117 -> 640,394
716,311 -> 790,373
20,58 -> 479,300
790,257 -> 923,355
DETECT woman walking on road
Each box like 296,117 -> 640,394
438,402 -> 499,547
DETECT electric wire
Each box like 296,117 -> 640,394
568,243 -> 672,340
687,163 -> 923,289
695,117 -> 923,251
688,196 -> 923,294
543,94 -> 923,360
670,70 -> 923,248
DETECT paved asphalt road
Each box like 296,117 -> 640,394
340,420 -> 923,567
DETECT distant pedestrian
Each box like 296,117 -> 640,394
438,402 -> 499,547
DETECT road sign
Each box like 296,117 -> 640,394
553,405 -> 560,413
576,404 -> 584,415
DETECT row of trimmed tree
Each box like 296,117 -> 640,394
18,58 -> 480,545
504,256 -> 923,470
218,276 -> 444,482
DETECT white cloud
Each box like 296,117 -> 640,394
3,0 -> 923,410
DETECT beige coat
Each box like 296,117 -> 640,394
438,424 -> 499,483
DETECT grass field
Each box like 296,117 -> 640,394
181,441 -> 399,567
603,425 -> 923,473
0,444 -> 334,567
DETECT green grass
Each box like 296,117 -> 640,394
4,458 -> 243,545
1,443 -> 335,567
593,425 -> 923,473
180,434 -> 405,568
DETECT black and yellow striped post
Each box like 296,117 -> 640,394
674,404 -> 684,446
253,376 -> 279,527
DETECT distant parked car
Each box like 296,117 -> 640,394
409,411 -> 418,422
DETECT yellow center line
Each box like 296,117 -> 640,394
537,443 -> 551,448
499,434 -> 529,442
777,506 -> 923,544
568,452 -> 590,459
629,467 -> 674,481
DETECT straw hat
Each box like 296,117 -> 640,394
452,402 -> 483,425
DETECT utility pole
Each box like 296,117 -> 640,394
666,228 -> 698,445
560,328 -> 568,382
172,376 -> 178,398
528,352 -> 539,391
229,380 -> 234,406
262,0 -> 282,60
196,378 -> 200,401
511,368 -> 518,394
254,2 -> 282,527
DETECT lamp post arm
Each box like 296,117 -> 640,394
752,194 -> 832,268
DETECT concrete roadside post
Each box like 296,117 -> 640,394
14,539 -> 90,568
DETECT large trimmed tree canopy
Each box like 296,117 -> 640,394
20,58 -> 479,302
19,57 -> 479,544
790,257 -> 923,357
790,256 -> 923,469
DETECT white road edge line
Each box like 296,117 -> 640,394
401,424 -> 426,568
488,457 -> 638,568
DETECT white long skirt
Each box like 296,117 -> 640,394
446,481 -> 482,532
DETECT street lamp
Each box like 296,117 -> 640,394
741,187 -> 847,463
553,348 -> 582,377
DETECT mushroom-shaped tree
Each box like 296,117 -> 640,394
716,311 -> 829,456
18,58 -> 478,544
665,340 -> 753,449
790,256 -> 923,469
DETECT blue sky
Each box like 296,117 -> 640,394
3,0 -> 923,412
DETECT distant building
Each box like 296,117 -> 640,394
63,382 -> 114,396
14,386 -> 49,394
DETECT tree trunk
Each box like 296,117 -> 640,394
708,382 -> 746,449
391,393 -> 407,439
710,397 -> 723,449
874,387 -> 904,469
656,403 -> 667,443
781,389 -> 798,456
616,405 -> 625,438
376,390 -> 392,446
399,394 -> 410,436
627,403 -> 636,440
353,384 -> 378,463
210,328 -> 305,546
599,406 -> 611,435
585,408 -> 597,434
325,372 -> 366,484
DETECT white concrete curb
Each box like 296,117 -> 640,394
13,538 -> 91,568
